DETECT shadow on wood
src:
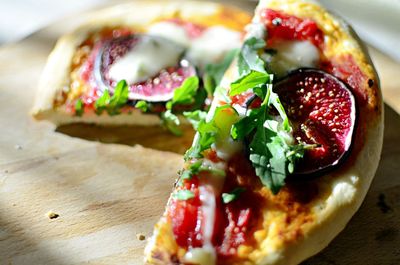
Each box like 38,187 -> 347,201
56,123 -> 195,155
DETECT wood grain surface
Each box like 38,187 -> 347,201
0,1 -> 399,264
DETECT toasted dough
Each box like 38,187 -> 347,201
31,1 -> 251,126
145,0 -> 383,264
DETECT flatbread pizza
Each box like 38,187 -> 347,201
32,1 -> 251,128
145,0 -> 383,264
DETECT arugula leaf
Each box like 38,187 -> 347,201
166,76 -> 199,110
74,98 -> 84,117
94,89 -> 111,115
94,80 -> 129,115
173,190 -> 195,200
230,71 -> 271,96
184,105 -> 234,160
135,100 -> 148,112
203,49 -> 238,96
222,187 -> 246,204
160,110 -> 183,136
231,107 -> 262,140
183,110 -> 207,130
238,37 -> 267,76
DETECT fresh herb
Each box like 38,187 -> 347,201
230,71 -> 272,96
160,110 -> 182,136
94,80 -> 129,115
135,100 -> 148,112
183,110 -> 207,130
74,98 -> 84,117
184,105 -> 237,160
173,190 -> 195,200
228,36 -> 305,194
166,76 -> 199,110
222,187 -> 246,204
237,37 -> 267,76
203,49 -> 238,97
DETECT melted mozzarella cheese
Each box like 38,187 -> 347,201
147,21 -> 191,47
266,40 -> 320,77
213,137 -> 242,161
187,26 -> 241,68
108,36 -> 183,84
245,22 -> 266,40
183,247 -> 216,265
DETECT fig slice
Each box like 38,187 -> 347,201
274,68 -> 356,176
94,34 -> 196,102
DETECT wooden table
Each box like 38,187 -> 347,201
0,1 -> 399,264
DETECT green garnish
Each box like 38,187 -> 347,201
183,110 -> 207,130
94,80 -> 129,115
222,187 -> 246,204
166,76 -> 200,110
74,98 -> 84,117
173,190 -> 195,201
135,100 -> 148,112
228,36 -> 305,194
184,105 -> 236,160
160,110 -> 182,136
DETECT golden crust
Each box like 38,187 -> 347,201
31,1 -> 251,126
146,0 -> 383,264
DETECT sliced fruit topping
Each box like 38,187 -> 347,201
274,68 -> 356,175
94,34 -> 196,102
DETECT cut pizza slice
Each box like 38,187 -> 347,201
32,1 -> 251,129
145,0 -> 383,264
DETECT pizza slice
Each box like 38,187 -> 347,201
32,1 -> 251,129
145,0 -> 383,264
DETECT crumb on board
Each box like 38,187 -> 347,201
14,144 -> 22,150
136,233 -> 146,241
47,211 -> 59,219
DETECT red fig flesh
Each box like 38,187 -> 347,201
274,68 -> 356,175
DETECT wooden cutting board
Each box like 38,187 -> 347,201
0,1 -> 399,264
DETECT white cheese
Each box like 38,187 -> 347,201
245,22 -> 266,40
266,40 -> 320,77
108,36 -> 183,84
183,247 -> 216,265
147,21 -> 191,47
187,26 -> 242,68
212,137 -> 242,161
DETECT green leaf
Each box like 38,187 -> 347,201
94,90 -> 111,115
230,71 -> 270,96
238,37 -> 266,76
183,110 -> 207,130
135,100 -> 148,112
109,80 -> 129,109
231,108 -> 262,140
222,187 -> 246,204
94,80 -> 129,115
167,76 -> 199,110
203,49 -> 238,96
74,98 -> 84,117
173,190 -> 195,200
160,110 -> 183,136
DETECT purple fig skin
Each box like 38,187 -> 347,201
94,34 -> 196,103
